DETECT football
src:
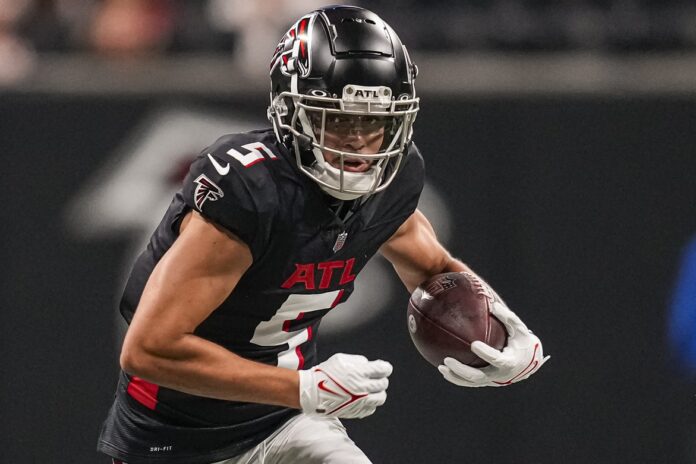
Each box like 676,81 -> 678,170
407,271 -> 507,368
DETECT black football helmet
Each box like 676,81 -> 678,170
268,5 -> 419,200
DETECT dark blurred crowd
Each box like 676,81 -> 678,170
7,0 -> 696,54
3,0 -> 696,84
0,0 -> 329,83
375,0 -> 696,53
0,0 -> 332,55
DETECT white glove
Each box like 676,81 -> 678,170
439,299 -> 549,387
298,353 -> 392,419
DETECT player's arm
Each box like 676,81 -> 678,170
379,209 -> 470,293
120,210 -> 301,408
380,209 -> 549,387
121,209 -> 391,416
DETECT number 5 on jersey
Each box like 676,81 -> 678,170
251,291 -> 344,369
208,142 -> 277,175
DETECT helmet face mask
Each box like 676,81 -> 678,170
268,6 -> 419,200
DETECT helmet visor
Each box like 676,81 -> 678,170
303,108 -> 406,156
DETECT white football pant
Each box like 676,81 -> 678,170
213,414 -> 371,464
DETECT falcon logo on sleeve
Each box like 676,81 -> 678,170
193,174 -> 224,210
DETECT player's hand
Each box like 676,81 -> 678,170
298,353 -> 393,419
438,300 -> 549,387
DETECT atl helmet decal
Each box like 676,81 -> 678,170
193,174 -> 224,210
270,14 -> 314,77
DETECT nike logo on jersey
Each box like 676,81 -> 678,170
207,153 -> 230,175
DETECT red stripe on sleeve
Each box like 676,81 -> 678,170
127,376 -> 159,410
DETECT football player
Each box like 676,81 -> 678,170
98,6 -> 549,464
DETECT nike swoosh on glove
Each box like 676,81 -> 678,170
298,353 -> 392,418
438,300 -> 549,387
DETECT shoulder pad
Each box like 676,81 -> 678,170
364,141 -> 424,228
202,132 -> 284,209
406,142 -> 424,167
206,132 -> 284,170
181,132 -> 282,259
397,142 -> 425,190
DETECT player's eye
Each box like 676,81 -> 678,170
325,116 -> 353,131
307,111 -> 389,137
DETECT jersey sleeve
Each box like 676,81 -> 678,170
181,135 -> 278,260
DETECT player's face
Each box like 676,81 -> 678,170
309,114 -> 386,173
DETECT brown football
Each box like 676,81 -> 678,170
407,272 -> 507,368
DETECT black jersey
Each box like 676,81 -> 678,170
98,128 -> 425,464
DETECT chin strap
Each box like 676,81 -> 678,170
314,163 -> 379,200
294,133 -> 313,151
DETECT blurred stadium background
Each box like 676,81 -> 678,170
3,1 -> 696,463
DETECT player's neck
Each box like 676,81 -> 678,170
327,196 -> 368,223
328,198 -> 351,219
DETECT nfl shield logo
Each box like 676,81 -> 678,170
333,231 -> 348,253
